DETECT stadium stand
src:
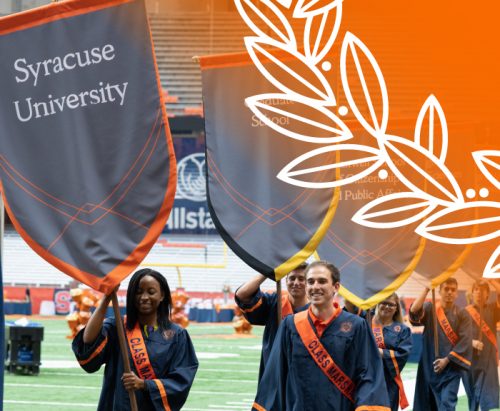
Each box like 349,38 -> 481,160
150,11 -> 249,116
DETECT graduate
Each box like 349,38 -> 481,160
252,261 -> 390,411
462,279 -> 500,411
235,262 -> 309,381
372,293 -> 412,411
72,269 -> 199,411
409,277 -> 472,411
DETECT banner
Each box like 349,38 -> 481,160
200,52 -> 339,281
0,0 -> 176,293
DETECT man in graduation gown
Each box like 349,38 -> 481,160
235,262 -> 309,382
252,261 -> 390,411
462,279 -> 500,411
410,277 -> 472,411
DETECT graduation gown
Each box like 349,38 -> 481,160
235,288 -> 309,382
252,309 -> 391,411
372,321 -> 412,411
462,302 -> 500,411
72,318 -> 198,411
410,302 -> 472,411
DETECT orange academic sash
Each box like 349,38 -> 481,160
294,309 -> 355,403
281,294 -> 293,318
126,322 -> 157,380
372,322 -> 409,409
124,320 -> 172,411
465,305 -> 499,361
436,304 -> 459,346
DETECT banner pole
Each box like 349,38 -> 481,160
431,289 -> 439,358
276,279 -> 282,326
111,292 -> 138,411
365,306 -> 373,327
1,194 -> 5,404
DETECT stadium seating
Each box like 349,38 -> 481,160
150,11 -> 250,116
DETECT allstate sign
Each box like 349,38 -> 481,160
165,153 -> 216,233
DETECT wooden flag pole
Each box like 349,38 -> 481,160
276,279 -> 282,326
111,292 -> 138,411
431,289 -> 439,358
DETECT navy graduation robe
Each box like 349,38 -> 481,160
72,318 -> 198,411
235,288 -> 309,382
373,322 -> 412,411
252,310 -> 390,411
462,302 -> 500,411
410,302 -> 472,411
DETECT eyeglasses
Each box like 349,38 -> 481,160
379,301 -> 397,308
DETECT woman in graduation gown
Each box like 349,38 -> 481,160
72,268 -> 199,411
372,293 -> 412,411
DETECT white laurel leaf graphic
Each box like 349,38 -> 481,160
483,246 -> 500,279
472,150 -> 500,190
416,201 -> 500,244
276,0 -> 293,8
294,0 -> 343,18
304,3 -> 342,65
246,93 -> 352,144
352,192 -> 436,229
381,135 -> 464,205
414,95 -> 449,162
235,0 -> 296,46
277,144 -> 383,188
245,37 -> 336,105
340,32 -> 389,137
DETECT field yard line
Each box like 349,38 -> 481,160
39,372 -> 255,383
226,400 -> 253,406
5,383 -> 254,396
40,371 -> 100,377
191,391 -> 255,395
4,400 -> 95,407
194,344 -> 262,349
208,406 -> 248,409
200,368 -> 257,373
202,361 -> 259,365
194,377 -> 255,383
5,383 -> 99,390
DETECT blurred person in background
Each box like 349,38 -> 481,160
235,262 -> 309,382
410,278 -> 472,411
462,279 -> 500,411
372,293 -> 412,411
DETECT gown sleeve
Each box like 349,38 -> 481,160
381,325 -> 412,379
447,308 -> 472,370
72,318 -> 115,373
353,320 -> 391,410
235,288 -> 276,326
252,318 -> 289,411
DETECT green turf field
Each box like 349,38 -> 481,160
2,317 -> 478,410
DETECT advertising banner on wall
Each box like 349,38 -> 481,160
165,152 -> 217,234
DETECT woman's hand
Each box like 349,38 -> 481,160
121,372 -> 145,391
472,339 -> 484,351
